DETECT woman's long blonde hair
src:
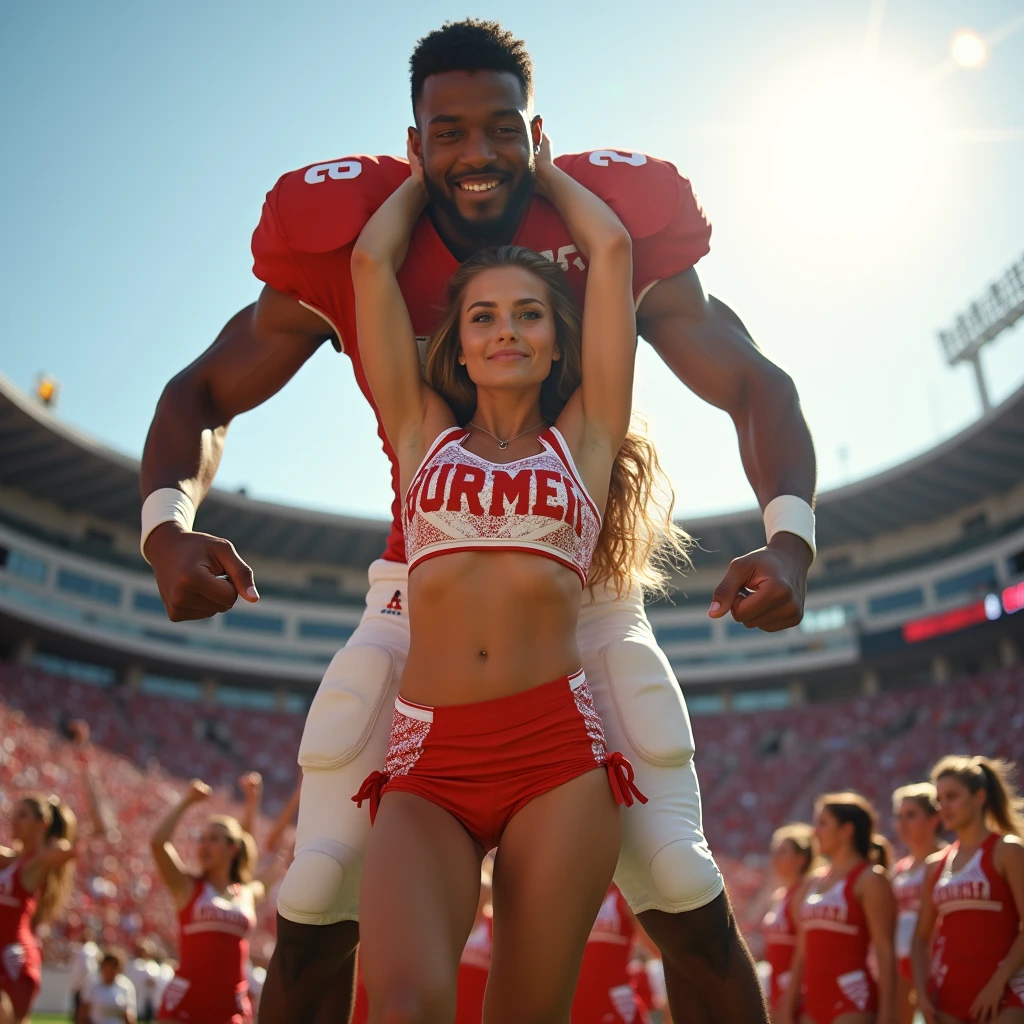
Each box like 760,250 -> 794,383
208,815 -> 257,885
21,793 -> 77,927
424,246 -> 690,595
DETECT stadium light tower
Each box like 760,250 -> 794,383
938,253 -> 1024,414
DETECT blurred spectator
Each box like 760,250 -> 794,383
79,947 -> 135,1024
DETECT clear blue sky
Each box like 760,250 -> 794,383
1,0 -> 1022,522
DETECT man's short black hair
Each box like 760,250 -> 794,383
410,19 -> 533,114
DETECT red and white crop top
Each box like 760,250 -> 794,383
403,425 -> 602,587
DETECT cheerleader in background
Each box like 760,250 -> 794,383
0,794 -> 77,1024
890,783 -> 943,1024
762,824 -> 815,1021
780,792 -> 896,1024
912,756 -> 1024,1024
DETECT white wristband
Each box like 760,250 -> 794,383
763,495 -> 816,561
141,488 -> 196,562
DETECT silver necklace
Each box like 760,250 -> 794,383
468,419 -> 546,450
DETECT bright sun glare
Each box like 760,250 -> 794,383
748,57 -> 947,242
950,29 -> 988,69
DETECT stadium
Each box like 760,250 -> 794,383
1,245 -> 1022,1015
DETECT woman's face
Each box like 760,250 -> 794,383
771,838 -> 807,884
936,775 -> 985,833
10,800 -> 44,844
813,807 -> 847,858
893,798 -> 938,849
458,266 -> 559,393
197,823 -> 235,875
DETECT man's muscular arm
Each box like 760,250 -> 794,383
637,268 -> 817,632
140,286 -> 335,620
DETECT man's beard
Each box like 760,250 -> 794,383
425,166 -> 536,247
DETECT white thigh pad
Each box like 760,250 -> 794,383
298,643 -> 395,770
600,638 -> 695,767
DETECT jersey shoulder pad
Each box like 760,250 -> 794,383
267,155 -> 411,253
554,149 -> 692,239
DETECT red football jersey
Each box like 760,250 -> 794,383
252,151 -> 711,563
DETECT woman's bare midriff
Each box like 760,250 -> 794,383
401,550 -> 584,706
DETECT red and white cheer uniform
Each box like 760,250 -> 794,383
0,858 -> 41,1019
353,421 -> 645,842
572,886 -> 649,1024
800,865 -> 877,1024
762,883 -> 800,1010
891,854 -> 927,981
929,834 -> 1024,1019
158,878 -> 255,1023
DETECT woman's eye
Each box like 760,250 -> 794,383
520,310 -> 540,320
471,313 -> 493,323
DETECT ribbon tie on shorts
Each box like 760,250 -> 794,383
352,771 -> 389,824
606,752 -> 648,807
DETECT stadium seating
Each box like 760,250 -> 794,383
1,658 -> 1022,963
0,661 -> 286,965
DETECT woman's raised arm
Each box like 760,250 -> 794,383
351,152 -> 454,481
537,138 -> 635,470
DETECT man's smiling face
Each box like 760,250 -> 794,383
410,69 -> 542,249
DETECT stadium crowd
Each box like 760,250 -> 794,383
1,656 -> 1022,1022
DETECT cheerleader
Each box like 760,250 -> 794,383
780,792 -> 896,1024
763,824 -> 814,1020
0,793 -> 77,1024
912,756 -> 1024,1024
890,784 -> 942,1024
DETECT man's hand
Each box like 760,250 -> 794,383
145,522 -> 259,622
708,532 -> 812,632
532,132 -> 555,198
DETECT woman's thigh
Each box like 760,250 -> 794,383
485,768 -> 621,1024
359,791 -> 482,1021
994,1010 -> 1024,1024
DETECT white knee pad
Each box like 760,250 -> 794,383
278,638 -> 403,925
276,839 -> 358,924
648,838 -> 724,912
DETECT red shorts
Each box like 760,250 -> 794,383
158,974 -> 252,1024
0,943 -> 40,1019
0,972 -> 39,1020
804,968 -> 877,1024
353,670 -> 645,850
932,963 -> 1024,1020
897,956 -> 913,982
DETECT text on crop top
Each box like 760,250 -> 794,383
403,425 -> 602,587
